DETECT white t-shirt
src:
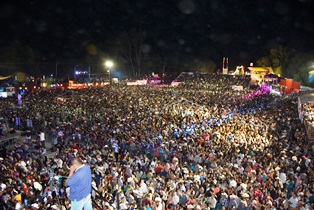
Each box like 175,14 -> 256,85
208,196 -> 217,208
57,159 -> 63,168
288,196 -> 299,208
112,143 -> 119,153
156,203 -> 163,210
279,172 -> 287,184
15,202 -> 22,210
172,194 -> 180,205
40,132 -> 45,141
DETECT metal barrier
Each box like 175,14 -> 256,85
0,136 -> 15,149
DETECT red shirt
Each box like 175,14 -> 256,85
155,164 -> 163,174
253,189 -> 262,199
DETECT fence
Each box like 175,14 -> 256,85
0,135 -> 16,149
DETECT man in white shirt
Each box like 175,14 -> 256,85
155,197 -> 163,210
208,193 -> 217,210
55,157 -> 63,168
172,191 -> 180,209
138,180 -> 148,196
288,192 -> 299,209
112,142 -> 120,163
15,200 -> 22,210
279,171 -> 287,185
39,131 -> 45,148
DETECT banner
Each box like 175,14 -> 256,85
232,85 -> 243,91
0,92 -> 8,98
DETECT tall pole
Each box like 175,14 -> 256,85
105,61 -> 114,85
74,66 -> 76,82
162,64 -> 165,85
55,62 -> 58,82
88,66 -> 91,83
108,69 -> 111,85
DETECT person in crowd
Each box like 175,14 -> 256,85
66,157 -> 92,210
0,73 -> 313,209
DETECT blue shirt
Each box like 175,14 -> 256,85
66,165 -> 92,201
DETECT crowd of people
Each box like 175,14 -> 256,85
0,74 -> 313,210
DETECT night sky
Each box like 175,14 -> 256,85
1,0 -> 314,72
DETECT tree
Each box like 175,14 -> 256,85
117,29 -> 146,78
188,58 -> 217,73
286,51 -> 314,86
204,60 -> 217,74
256,46 -> 288,76
141,54 -> 166,75
0,45 -> 35,75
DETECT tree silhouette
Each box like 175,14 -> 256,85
117,29 -> 146,78
287,51 -> 314,86
256,46 -> 288,76
0,45 -> 35,75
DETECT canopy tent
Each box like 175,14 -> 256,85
265,73 -> 280,78
301,86 -> 314,91
248,67 -> 275,84
248,67 -> 274,74
299,92 -> 314,104
0,75 -> 12,80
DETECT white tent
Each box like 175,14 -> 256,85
0,75 -> 11,80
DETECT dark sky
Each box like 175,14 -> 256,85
1,0 -> 314,71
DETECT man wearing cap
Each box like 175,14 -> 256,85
220,192 -> 229,208
66,157 -> 92,210
155,196 -> 163,210
227,195 -> 239,209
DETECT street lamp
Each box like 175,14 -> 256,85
105,61 -> 114,85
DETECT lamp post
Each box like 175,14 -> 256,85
105,61 -> 113,85
55,62 -> 58,82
